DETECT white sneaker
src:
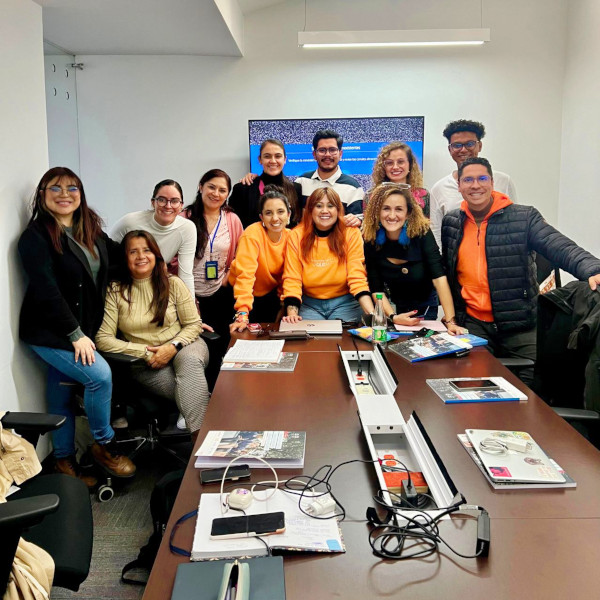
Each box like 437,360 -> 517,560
176,413 -> 187,430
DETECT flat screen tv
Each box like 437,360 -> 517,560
248,116 -> 424,191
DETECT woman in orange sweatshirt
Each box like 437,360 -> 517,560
282,188 -> 374,323
229,187 -> 292,331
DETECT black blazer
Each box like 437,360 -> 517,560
18,220 -> 119,350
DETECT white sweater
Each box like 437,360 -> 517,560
110,209 -> 197,296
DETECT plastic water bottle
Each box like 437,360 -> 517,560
372,293 -> 387,346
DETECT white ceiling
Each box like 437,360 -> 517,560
37,0 -> 285,56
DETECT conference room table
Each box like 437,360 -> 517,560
143,332 -> 600,600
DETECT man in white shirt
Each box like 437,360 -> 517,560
430,119 -> 517,248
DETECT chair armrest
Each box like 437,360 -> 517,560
1,412 -> 66,434
498,358 -> 535,368
553,407 -> 600,421
99,351 -> 144,366
0,494 -> 60,530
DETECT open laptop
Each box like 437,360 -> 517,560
279,319 -> 343,335
465,429 -> 566,484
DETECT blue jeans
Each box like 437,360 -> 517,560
30,345 -> 114,458
300,294 -> 363,322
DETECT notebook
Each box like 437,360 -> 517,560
279,319 -> 343,335
465,429 -> 566,484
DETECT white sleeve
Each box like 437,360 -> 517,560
176,220 -> 198,297
429,186 -> 444,251
506,175 -> 517,202
110,213 -> 135,242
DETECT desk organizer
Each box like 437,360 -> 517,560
339,346 -> 459,510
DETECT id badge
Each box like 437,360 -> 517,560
205,260 -> 218,280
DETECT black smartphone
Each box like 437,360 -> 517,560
450,379 -> 499,391
199,464 -> 251,485
201,331 -> 221,342
210,511 -> 286,539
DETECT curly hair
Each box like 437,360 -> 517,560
363,184 -> 430,245
371,142 -> 424,189
442,119 -> 486,142
300,188 -> 347,262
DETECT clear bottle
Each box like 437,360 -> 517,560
372,293 -> 387,346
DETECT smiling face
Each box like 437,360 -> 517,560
383,149 -> 410,184
42,176 -> 81,226
260,198 -> 290,235
151,184 -> 183,226
448,131 -> 482,167
379,193 -> 408,239
126,236 -> 156,279
200,176 -> 230,213
311,197 -> 339,231
313,137 -> 342,175
458,164 -> 494,212
258,142 -> 286,177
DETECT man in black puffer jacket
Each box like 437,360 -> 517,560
441,157 -> 600,385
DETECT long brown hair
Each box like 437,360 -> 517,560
371,142 -> 424,189
116,231 -> 171,327
300,188 -> 347,262
363,184 -> 430,245
31,167 -> 103,256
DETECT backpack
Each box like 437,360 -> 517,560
121,469 -> 185,585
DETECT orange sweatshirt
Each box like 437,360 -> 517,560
282,225 -> 369,301
456,191 -> 513,322
228,222 -> 290,314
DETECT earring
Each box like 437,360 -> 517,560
375,226 -> 386,245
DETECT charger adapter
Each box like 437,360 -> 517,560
306,494 -> 336,516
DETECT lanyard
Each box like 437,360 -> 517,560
208,212 -> 223,256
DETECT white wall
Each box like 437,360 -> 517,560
75,0 -> 568,230
0,0 -> 49,411
559,0 -> 600,261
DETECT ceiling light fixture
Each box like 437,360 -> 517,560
298,29 -> 490,48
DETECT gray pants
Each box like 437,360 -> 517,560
132,338 -> 210,432
464,315 -> 536,387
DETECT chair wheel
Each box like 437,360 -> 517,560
97,484 -> 114,502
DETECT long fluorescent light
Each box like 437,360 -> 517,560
298,28 -> 490,48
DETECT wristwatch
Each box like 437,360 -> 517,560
171,341 -> 183,352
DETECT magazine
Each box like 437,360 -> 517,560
426,377 -> 527,404
221,352 -> 298,372
387,332 -> 474,362
195,430 -> 306,469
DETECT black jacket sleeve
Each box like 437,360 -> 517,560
364,242 -> 383,294
421,230 -> 445,279
527,208 -> 600,280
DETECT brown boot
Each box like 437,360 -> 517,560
55,456 -> 98,489
91,440 -> 136,478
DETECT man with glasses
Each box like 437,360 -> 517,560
441,157 -> 600,385
430,119 -> 517,248
295,129 -> 364,227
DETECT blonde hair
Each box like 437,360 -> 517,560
371,142 -> 424,189
363,184 -> 430,244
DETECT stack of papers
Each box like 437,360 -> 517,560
224,340 -> 285,363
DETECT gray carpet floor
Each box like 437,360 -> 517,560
50,434 -> 191,600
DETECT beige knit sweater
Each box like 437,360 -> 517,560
95,276 -> 202,359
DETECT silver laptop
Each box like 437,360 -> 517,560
279,319 -> 343,335
465,429 -> 566,484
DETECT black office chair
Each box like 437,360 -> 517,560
101,352 -> 192,465
0,412 -> 93,594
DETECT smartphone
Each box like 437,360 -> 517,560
450,379 -> 499,392
201,331 -> 221,342
210,511 -> 286,539
200,464 -> 251,485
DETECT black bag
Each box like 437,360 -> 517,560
121,469 -> 185,585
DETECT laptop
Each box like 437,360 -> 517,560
279,319 -> 343,335
465,429 -> 566,484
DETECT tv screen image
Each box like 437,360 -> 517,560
248,116 -> 425,192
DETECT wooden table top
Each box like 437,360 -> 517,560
143,337 -> 600,600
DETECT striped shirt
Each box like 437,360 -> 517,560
295,167 -> 364,215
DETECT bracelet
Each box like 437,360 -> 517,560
234,311 -> 249,323
441,316 -> 457,327
387,313 -> 396,324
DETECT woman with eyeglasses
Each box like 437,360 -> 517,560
369,142 -> 430,217
95,231 -> 209,438
282,187 -> 374,323
18,167 -> 136,487
183,169 -> 243,388
110,179 -> 197,296
229,138 -> 300,228
362,184 -> 463,333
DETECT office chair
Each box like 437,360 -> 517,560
101,352 -> 192,465
0,412 -> 93,594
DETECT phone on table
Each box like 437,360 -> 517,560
449,379 -> 499,392
201,331 -> 221,342
210,511 -> 286,539
200,464 -> 251,485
